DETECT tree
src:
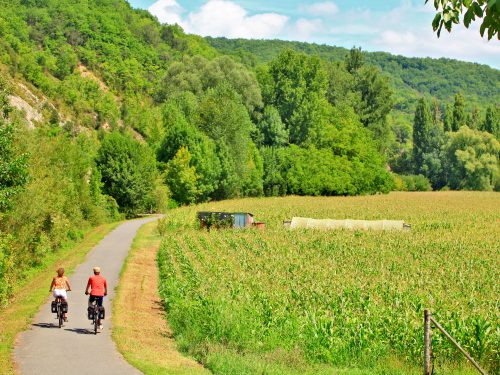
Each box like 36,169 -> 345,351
157,55 -> 262,112
96,132 -> 157,217
260,147 -> 288,196
443,126 -> 500,190
325,61 -> 357,108
241,142 -> 264,197
468,106 -> 481,129
431,98 -> 442,127
427,0 -> 500,40
158,99 -> 221,202
266,50 -> 328,145
481,106 -> 499,137
354,66 -> 394,150
443,104 -> 453,132
165,146 -> 199,205
452,93 -> 466,131
285,145 -> 392,196
413,98 -> 434,173
198,83 -> 257,198
345,47 -> 364,74
257,106 -> 289,147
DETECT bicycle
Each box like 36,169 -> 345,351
51,297 -> 68,328
87,297 -> 105,335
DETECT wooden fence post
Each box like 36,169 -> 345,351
424,309 -> 431,375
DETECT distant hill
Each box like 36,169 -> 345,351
206,37 -> 500,114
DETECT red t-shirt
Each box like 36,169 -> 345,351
87,275 -> 107,296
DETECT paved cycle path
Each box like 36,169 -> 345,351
15,217 -> 158,375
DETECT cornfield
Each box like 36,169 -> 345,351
158,192 -> 499,374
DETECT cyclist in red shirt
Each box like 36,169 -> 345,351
85,266 -> 107,329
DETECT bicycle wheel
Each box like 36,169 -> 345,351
58,304 -> 63,328
94,307 -> 98,334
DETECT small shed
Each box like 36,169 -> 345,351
197,212 -> 255,229
233,212 -> 254,228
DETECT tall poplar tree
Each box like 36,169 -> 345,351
413,98 -> 433,173
452,93 -> 466,131
481,106 -> 499,137
443,104 -> 453,132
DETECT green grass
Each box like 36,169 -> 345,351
157,192 -> 499,374
0,222 -> 120,374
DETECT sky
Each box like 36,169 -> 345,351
128,0 -> 499,68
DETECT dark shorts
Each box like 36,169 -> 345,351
89,295 -> 104,306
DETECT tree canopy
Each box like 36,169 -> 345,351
426,0 -> 500,40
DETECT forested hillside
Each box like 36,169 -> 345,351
0,0 -> 499,307
206,37 -> 500,113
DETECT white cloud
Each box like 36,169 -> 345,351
148,0 -> 288,39
290,18 -> 324,41
328,1 -> 500,68
375,24 -> 500,66
148,0 -> 184,25
302,2 -> 339,17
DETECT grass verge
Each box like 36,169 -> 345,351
0,221 -> 120,374
113,220 -> 209,375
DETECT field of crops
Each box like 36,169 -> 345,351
157,192 -> 499,374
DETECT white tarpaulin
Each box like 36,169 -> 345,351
288,217 -> 410,231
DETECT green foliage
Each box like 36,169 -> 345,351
452,92 -> 467,131
396,174 -> 433,191
0,233 -> 14,306
345,46 -> 364,74
443,104 -> 453,132
96,131 -> 158,217
265,49 -> 328,145
0,127 -> 115,306
207,38 -> 500,115
200,213 -> 235,230
158,97 -> 221,202
412,98 -> 434,172
151,183 -> 170,214
354,66 -> 394,140
427,0 -> 500,40
156,55 -> 262,112
256,106 -> 289,147
165,146 -> 199,205
285,146 -> 392,196
198,83 -> 263,198
481,105 -> 499,138
443,126 -> 500,190
0,81 -> 29,211
261,147 -> 288,197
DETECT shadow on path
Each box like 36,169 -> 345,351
32,323 -> 59,329
64,328 -> 98,335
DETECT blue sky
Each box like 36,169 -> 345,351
128,0 -> 499,68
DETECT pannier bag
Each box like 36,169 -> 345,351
98,306 -> 105,319
87,306 -> 94,320
51,301 -> 57,313
61,301 -> 68,313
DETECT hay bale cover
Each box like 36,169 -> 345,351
289,217 -> 408,231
